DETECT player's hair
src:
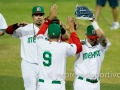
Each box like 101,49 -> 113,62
48,34 -> 60,39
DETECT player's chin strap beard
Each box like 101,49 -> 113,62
85,39 -> 98,48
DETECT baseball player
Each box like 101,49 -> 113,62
36,16 -> 82,90
5,4 -> 58,90
73,19 -> 111,90
37,17 -> 69,42
0,13 -> 7,36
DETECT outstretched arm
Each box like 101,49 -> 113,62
6,22 -> 27,34
90,20 -> 107,47
65,17 -> 82,53
37,4 -> 58,35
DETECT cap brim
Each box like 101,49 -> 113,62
87,35 -> 98,39
33,12 -> 45,14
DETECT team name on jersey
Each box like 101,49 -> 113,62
28,37 -> 36,43
83,50 -> 100,60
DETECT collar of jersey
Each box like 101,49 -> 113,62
85,39 -> 93,48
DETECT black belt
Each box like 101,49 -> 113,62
78,76 -> 100,83
39,79 -> 61,84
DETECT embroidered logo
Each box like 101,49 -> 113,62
83,50 -> 100,60
37,7 -> 41,11
92,30 -> 96,35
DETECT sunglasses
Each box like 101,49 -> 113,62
33,13 -> 44,16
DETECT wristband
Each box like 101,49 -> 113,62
45,18 -> 52,24
13,23 -> 19,30
91,21 -> 99,30
61,27 -> 66,35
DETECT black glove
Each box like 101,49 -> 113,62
61,26 -> 66,35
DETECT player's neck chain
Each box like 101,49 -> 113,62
33,23 -> 37,38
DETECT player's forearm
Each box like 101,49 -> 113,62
6,23 -> 19,34
91,20 -> 107,47
61,32 -> 69,41
37,19 -> 52,35
69,32 -> 82,53
90,20 -> 104,37
60,25 -> 69,41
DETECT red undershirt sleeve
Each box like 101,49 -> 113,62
69,31 -> 82,53
6,23 -> 18,34
37,19 -> 52,35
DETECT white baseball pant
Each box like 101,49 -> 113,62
37,79 -> 66,90
21,59 -> 39,90
73,76 -> 100,90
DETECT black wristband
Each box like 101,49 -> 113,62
74,23 -> 77,30
13,23 -> 19,30
61,26 -> 66,35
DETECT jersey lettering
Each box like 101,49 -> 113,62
83,50 -> 100,60
43,51 -> 52,67
28,37 -> 36,43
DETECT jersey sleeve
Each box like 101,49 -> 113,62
6,23 -> 27,38
36,34 -> 45,40
12,27 -> 24,38
68,32 -> 82,54
0,14 -> 7,29
66,43 -> 77,56
36,34 -> 47,48
99,39 -> 111,54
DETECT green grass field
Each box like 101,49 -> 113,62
0,0 -> 120,90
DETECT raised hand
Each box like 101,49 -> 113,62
74,19 -> 79,30
49,4 -> 58,20
64,16 -> 75,33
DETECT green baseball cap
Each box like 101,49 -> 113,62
32,6 -> 44,14
48,24 -> 61,38
86,25 -> 98,39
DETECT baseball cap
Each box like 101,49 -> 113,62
48,24 -> 61,38
86,25 -> 98,39
32,6 -> 44,14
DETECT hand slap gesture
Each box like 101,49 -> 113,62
64,16 -> 76,33
49,4 -> 59,20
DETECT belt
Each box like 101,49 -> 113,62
78,76 -> 100,83
39,79 -> 61,84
